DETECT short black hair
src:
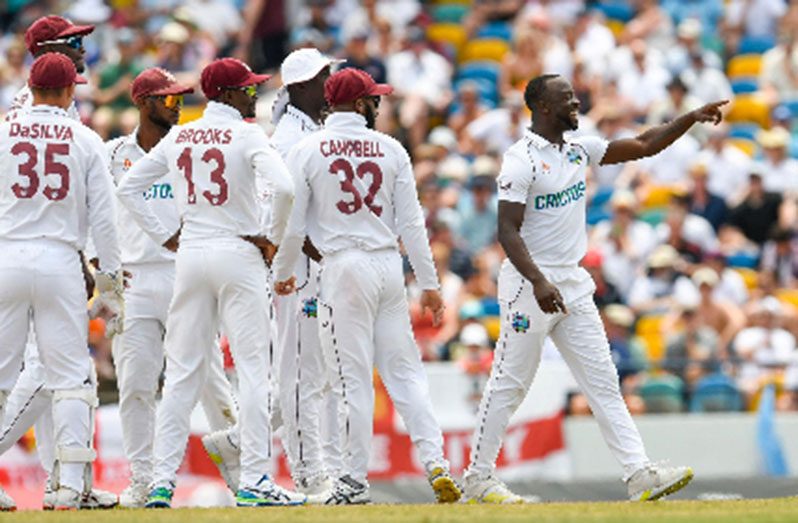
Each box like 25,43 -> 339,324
523,74 -> 559,111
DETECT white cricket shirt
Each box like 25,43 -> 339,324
0,104 -> 120,272
117,101 -> 294,246
5,85 -> 80,122
497,129 -> 607,268
272,112 -> 439,290
271,104 -> 321,158
107,130 -> 178,265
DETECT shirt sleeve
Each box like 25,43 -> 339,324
248,127 -> 294,243
272,145 -> 309,283
574,135 -> 609,169
394,148 -> 439,290
116,136 -> 174,245
85,138 -> 121,273
496,148 -> 534,204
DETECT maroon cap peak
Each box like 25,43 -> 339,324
25,15 -> 94,55
200,58 -> 271,100
131,68 -> 194,102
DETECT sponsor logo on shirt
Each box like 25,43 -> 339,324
143,183 -> 174,201
498,180 -> 512,192
533,180 -> 586,210
123,158 -> 132,171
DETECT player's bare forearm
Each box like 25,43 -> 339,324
302,237 -> 322,262
498,202 -> 546,286
601,100 -> 728,165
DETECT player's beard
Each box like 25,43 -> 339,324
364,104 -> 377,129
149,111 -> 174,133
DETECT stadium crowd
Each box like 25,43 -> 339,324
2,0 -> 798,415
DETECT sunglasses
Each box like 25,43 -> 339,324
38,35 -> 84,49
228,85 -> 258,98
150,94 -> 184,109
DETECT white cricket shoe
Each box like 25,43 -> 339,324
236,475 -> 307,507
426,465 -> 462,503
51,487 -> 82,510
296,475 -> 334,504
322,476 -> 370,505
120,481 -> 150,508
464,475 -> 538,504
81,488 -> 119,509
0,485 -> 16,511
627,464 -> 694,501
202,429 -> 241,492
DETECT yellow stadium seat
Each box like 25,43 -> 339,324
460,38 -> 510,64
776,289 -> 798,309
727,54 -> 763,79
636,314 -> 665,362
179,105 -> 205,124
726,94 -> 770,127
728,138 -> 757,157
640,185 -> 676,210
482,316 -> 501,342
427,23 -> 467,55
606,19 -> 625,38
733,267 -> 759,290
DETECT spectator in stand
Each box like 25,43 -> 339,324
0,38 -> 27,114
682,50 -> 732,105
662,0 -> 724,35
589,105 -> 636,189
342,26 -> 386,84
723,0 -> 787,56
760,226 -> 798,288
603,304 -> 648,387
461,90 -> 526,155
620,0 -> 674,51
235,0 -> 289,71
583,249 -> 624,308
755,127 -> 798,195
454,323 -> 494,412
589,190 -> 657,300
759,16 -> 798,105
464,0 -> 523,37
704,251 -> 750,307
657,192 -> 719,262
665,18 -> 722,75
91,28 -> 144,140
387,26 -> 453,150
734,297 -> 797,405
686,162 -> 728,232
647,75 -> 705,141
458,173 -> 498,255
628,245 -> 695,315
728,170 -> 784,246
616,39 -> 670,121
155,21 -> 204,86
691,267 -> 746,356
448,81 -> 489,142
499,28 -> 544,100
663,293 -> 722,391
567,8 -> 616,77
696,125 -> 751,204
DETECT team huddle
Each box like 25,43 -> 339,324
0,14 -> 728,511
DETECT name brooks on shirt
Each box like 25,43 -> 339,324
8,122 -> 74,141
534,180 -> 586,210
175,128 -> 233,145
320,139 -> 385,158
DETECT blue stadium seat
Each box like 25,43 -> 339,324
596,1 -> 635,23
457,61 -> 501,84
728,123 -> 760,141
790,138 -> 798,159
481,298 -> 500,316
587,208 -> 612,226
738,35 -> 776,55
783,99 -> 798,119
453,77 -> 498,106
731,78 -> 759,95
725,251 -> 759,269
690,373 -> 743,412
638,375 -> 685,414
476,22 -> 512,42
433,3 -> 469,23
590,186 -> 615,209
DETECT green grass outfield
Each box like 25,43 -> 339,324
4,499 -> 798,523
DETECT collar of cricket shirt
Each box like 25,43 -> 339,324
324,111 -> 367,128
29,104 -> 69,118
205,100 -> 244,121
285,104 -> 320,133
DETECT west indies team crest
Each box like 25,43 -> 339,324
511,312 -> 530,333
566,147 -> 583,165
302,298 -> 318,318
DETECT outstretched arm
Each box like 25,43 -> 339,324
600,100 -> 728,165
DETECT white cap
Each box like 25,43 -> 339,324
460,323 -> 489,347
281,48 -> 343,86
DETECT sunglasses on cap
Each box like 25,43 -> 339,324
227,85 -> 258,98
38,35 -> 84,50
150,94 -> 184,109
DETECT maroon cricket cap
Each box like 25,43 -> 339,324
324,67 -> 393,105
131,68 -> 194,102
25,15 -> 94,55
28,52 -> 87,89
200,58 -> 271,99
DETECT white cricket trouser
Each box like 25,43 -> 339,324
318,249 -> 446,485
274,254 -> 341,483
466,261 -> 650,481
113,262 -> 238,485
0,239 -> 95,492
152,238 -> 271,489
0,341 -> 55,477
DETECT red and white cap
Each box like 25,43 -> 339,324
28,52 -> 87,89
200,58 -> 271,99
131,68 -> 194,102
324,67 -> 392,106
24,15 -> 94,55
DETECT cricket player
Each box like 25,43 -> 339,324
0,16 -> 120,511
108,68 -> 241,508
463,74 -> 726,503
272,68 -> 461,505
117,58 -> 305,508
0,53 -> 123,509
